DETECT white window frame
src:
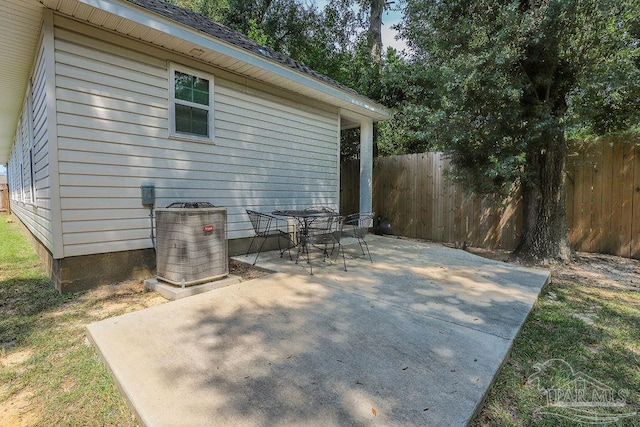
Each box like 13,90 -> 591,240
20,163 -> 25,203
29,148 -> 35,203
16,114 -> 25,203
169,63 -> 215,142
27,79 -> 35,204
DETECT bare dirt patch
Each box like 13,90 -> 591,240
81,279 -> 166,320
555,252 -> 640,291
0,348 -> 32,370
0,389 -> 36,427
80,260 -> 269,317
466,246 -> 640,291
229,258 -> 272,281
464,246 -> 513,263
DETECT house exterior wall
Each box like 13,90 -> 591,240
8,30 -> 54,252
52,15 -> 340,259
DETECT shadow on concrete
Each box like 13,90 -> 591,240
87,237 -> 549,426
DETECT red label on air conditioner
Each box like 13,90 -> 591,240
203,224 -> 214,232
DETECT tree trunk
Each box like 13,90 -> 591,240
367,0 -> 385,159
513,135 -> 572,264
368,0 -> 384,63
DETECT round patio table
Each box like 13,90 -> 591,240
271,209 -> 344,274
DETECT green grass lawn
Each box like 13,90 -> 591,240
1,213 -> 639,425
473,257 -> 640,426
0,214 -> 164,425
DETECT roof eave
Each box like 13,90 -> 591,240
73,0 -> 390,121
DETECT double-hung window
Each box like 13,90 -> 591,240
170,64 -> 214,141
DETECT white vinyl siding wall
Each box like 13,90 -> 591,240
8,32 -> 54,252
53,17 -> 340,257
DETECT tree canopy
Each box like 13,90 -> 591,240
393,0 -> 640,191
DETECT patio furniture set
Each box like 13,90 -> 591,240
245,208 -> 374,275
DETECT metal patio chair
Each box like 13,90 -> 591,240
297,214 -> 347,275
344,212 -> 374,262
245,210 -> 294,265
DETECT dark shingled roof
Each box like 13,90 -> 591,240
126,0 -> 360,96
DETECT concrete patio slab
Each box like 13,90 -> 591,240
87,236 -> 550,426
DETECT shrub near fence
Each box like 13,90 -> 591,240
340,137 -> 640,258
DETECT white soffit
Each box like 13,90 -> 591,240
0,0 -> 44,164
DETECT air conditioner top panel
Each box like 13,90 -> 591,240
155,207 -> 227,213
165,202 -> 217,209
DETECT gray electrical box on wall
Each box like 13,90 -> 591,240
141,185 -> 155,206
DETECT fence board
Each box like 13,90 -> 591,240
620,144 -> 635,257
566,153 -> 575,238
417,153 -> 427,238
425,154 -> 434,239
600,142 -> 615,253
453,182 -> 463,245
571,148 -> 587,250
581,145 -> 595,252
610,143 -> 625,255
632,147 -> 640,257
590,141 -> 604,254
431,153 -> 441,241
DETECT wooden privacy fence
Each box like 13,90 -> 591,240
0,183 -> 9,213
340,138 -> 640,258
341,153 -> 522,249
567,138 -> 640,258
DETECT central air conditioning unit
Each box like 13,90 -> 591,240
155,202 -> 228,286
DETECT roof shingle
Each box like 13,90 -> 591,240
126,0 -> 359,95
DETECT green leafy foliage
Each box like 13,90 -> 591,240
167,0 -> 229,21
165,0 -> 368,90
392,0 -> 640,194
